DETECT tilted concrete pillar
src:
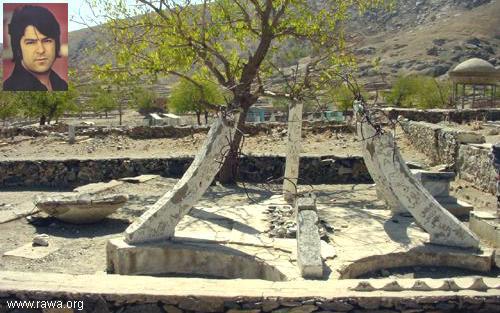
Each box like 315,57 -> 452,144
354,107 -> 404,214
355,106 -> 479,249
283,101 -> 303,203
125,118 -> 234,243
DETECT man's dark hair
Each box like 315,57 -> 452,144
8,5 -> 61,63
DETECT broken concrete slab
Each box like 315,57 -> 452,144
296,196 -> 323,279
73,180 -> 123,194
125,118 -> 234,243
119,175 -> 159,183
356,113 -> 480,249
35,193 -> 128,224
3,242 -> 59,259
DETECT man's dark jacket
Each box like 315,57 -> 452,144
3,63 -> 68,91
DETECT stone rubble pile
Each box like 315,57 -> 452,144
264,205 -> 333,240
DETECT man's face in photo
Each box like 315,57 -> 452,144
20,25 -> 56,74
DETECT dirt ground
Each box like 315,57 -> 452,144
0,125 -> 431,169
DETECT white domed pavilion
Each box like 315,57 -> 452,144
449,58 -> 500,108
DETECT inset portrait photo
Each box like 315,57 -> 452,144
3,3 -> 68,91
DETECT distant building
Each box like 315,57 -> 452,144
449,58 -> 500,108
145,113 -> 181,126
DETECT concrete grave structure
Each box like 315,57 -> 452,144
355,103 -> 479,248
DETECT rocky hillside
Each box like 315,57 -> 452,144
350,0 -> 499,80
67,0 -> 500,86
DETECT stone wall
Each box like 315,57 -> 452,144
1,294 -> 500,313
402,120 -> 485,165
457,144 -> 496,194
0,155 -> 370,188
383,107 -> 500,123
0,122 -> 353,139
403,120 -> 495,194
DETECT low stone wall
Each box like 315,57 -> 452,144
403,120 -> 495,194
0,122 -> 353,139
383,107 -> 500,123
1,271 -> 500,313
2,294 -> 499,313
402,120 -> 485,165
457,144 -> 496,194
0,155 -> 370,188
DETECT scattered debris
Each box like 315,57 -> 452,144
0,208 -> 41,225
73,180 -> 124,194
3,242 -> 59,259
119,175 -> 160,183
264,205 -> 333,240
33,234 -> 49,247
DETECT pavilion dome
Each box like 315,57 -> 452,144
449,58 -> 500,84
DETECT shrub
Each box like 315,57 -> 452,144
130,87 -> 162,115
385,75 -> 452,109
327,84 -> 367,112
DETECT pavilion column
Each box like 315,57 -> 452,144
462,84 -> 465,109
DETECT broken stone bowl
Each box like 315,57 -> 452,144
35,193 -> 129,224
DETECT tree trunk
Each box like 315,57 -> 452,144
119,102 -> 123,126
47,105 -> 57,125
196,111 -> 201,126
39,115 -> 46,126
204,111 -> 208,124
217,104 -> 250,184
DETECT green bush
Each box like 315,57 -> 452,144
89,87 -> 118,118
169,78 -> 225,125
130,87 -> 162,115
385,75 -> 452,109
327,85 -> 367,112
0,92 -> 18,124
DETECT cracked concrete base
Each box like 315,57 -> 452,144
108,190 -> 493,281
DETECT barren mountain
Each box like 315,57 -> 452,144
350,0 -> 500,80
67,0 -> 500,86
